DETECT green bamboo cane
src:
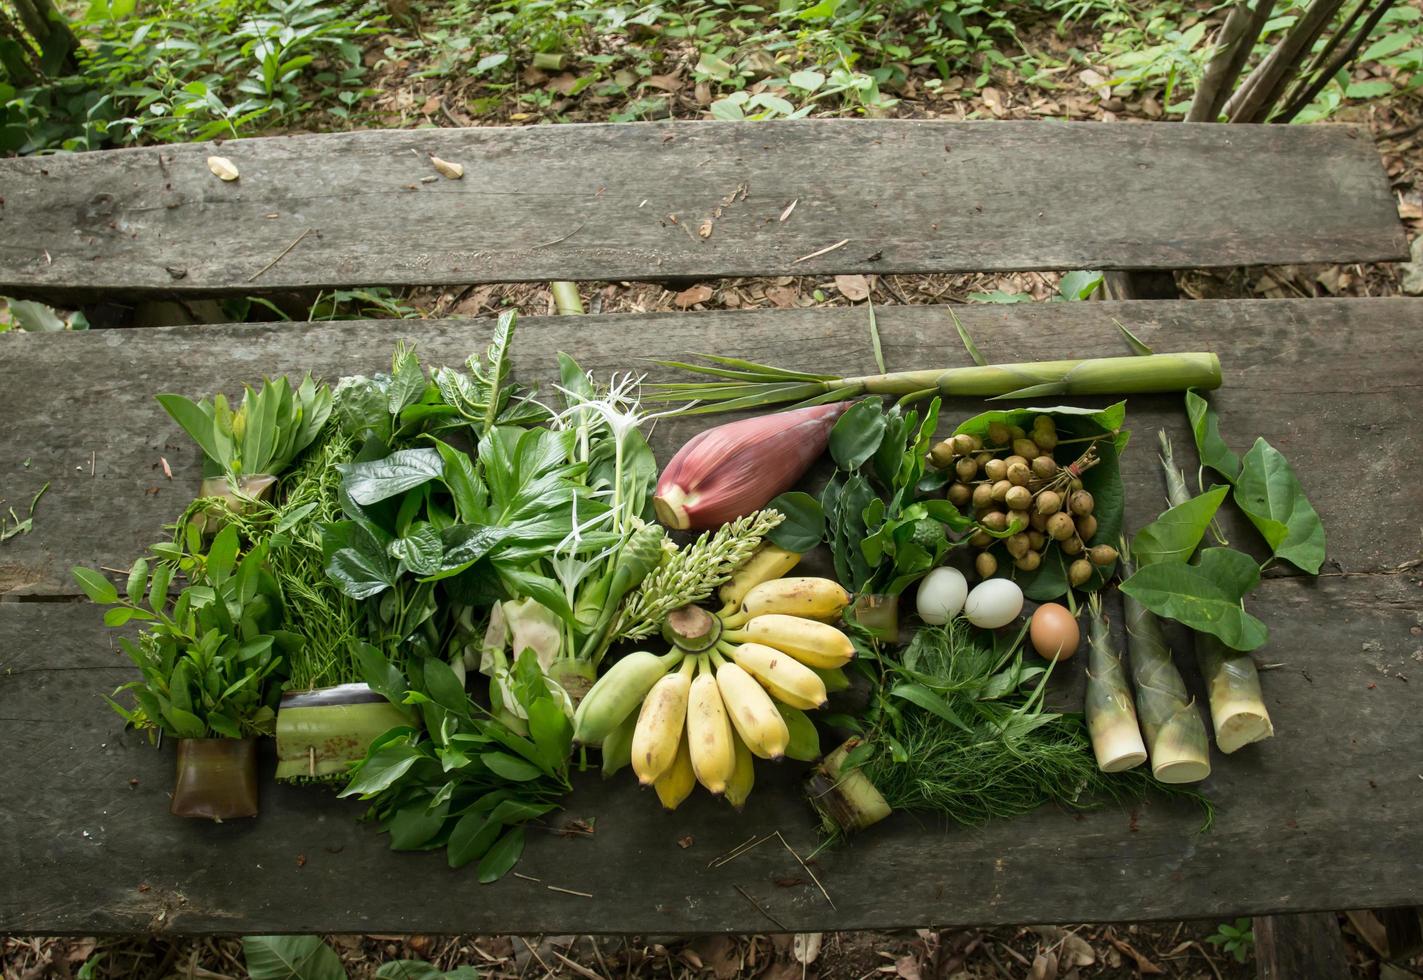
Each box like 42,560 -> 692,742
1084,592 -> 1148,773
1159,432 -> 1274,753
1120,543 -> 1212,784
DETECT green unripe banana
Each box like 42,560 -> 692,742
600,710 -> 637,777
775,702 -> 821,762
572,650 -> 681,747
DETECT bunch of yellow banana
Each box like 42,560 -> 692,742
573,544 -> 857,810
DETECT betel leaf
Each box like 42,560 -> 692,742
388,522 -> 444,577
829,399 -> 887,470
242,936 -> 346,980
766,491 -> 825,552
1119,547 -> 1268,651
1234,438 -> 1326,574
478,825 -> 526,884
1184,389 -> 1241,483
324,521 -> 399,599
1132,485 -> 1230,567
339,448 -> 444,505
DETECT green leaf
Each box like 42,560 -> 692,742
206,525 -> 239,586
1346,79 -> 1394,99
1119,548 -> 1268,651
829,399 -> 888,470
339,744 -> 420,798
124,558 -> 149,606
1361,31 -> 1413,61
949,309 -> 987,366
387,345 -> 427,415
421,657 -> 470,715
445,811 -> 501,869
243,936 -> 346,980
389,523 -> 444,577
147,563 -> 174,608
477,825 -> 526,883
7,299 -> 66,332
766,492 -> 825,552
1233,438 -> 1325,573
73,567 -> 118,605
155,393 -> 228,469
481,751 -> 545,782
1113,318 -> 1154,355
788,69 -> 825,91
890,682 -> 971,733
1058,270 -> 1103,301
1132,485 -> 1229,567
340,449 -> 444,505
1184,390 -> 1241,483
388,800 -> 450,851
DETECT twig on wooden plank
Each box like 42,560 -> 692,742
531,221 -> 587,250
247,228 -> 313,283
513,871 -> 542,882
792,238 -> 850,264
775,832 -> 835,911
733,884 -> 787,930
711,833 -> 774,868
547,884 -> 594,898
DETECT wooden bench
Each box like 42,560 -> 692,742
1,121 -> 1420,945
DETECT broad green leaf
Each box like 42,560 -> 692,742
73,567 -> 118,605
890,682 -> 971,733
155,393 -> 228,469
338,744 -> 420,798
1233,438 -> 1325,573
206,525 -> 239,586
387,800 -> 449,851
242,936 -> 346,980
1184,390 -> 1241,483
1119,547 -> 1268,651
1132,485 -> 1229,567
445,811 -> 500,869
125,558 -> 149,606
788,69 -> 825,91
829,399 -> 887,470
7,299 -> 66,332
1361,31 -> 1413,61
766,491 -> 825,552
1058,270 -> 1102,300
388,522 -> 444,577
339,448 -> 444,505
477,825 -> 526,883
481,751 -> 545,782
421,657 -> 470,715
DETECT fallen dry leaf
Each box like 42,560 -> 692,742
981,86 -> 1005,117
779,198 -> 798,222
1029,951 -> 1057,980
792,933 -> 821,966
835,273 -> 871,301
894,952 -> 921,980
1078,68 -> 1112,99
1110,938 -> 1163,975
688,936 -> 740,980
698,218 -> 715,239
644,74 -> 683,92
765,285 -> 799,308
431,156 -> 464,179
673,284 -> 714,308
677,835 -> 694,848
206,155 -> 239,181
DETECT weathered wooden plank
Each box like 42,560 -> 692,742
2,298 -> 1419,599
2,569 -> 1419,935
1254,913 -> 1351,979
0,121 -> 1406,297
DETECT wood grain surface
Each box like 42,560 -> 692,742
0,121 -> 1406,297
1,297 -> 1420,933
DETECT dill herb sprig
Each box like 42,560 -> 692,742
611,510 -> 783,642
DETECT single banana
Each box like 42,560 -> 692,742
774,702 -> 822,762
727,642 -> 827,710
631,657 -> 695,785
715,659 -> 789,760
718,544 -> 801,612
573,649 -> 679,747
653,732 -> 696,811
687,663 -> 735,795
600,709 -> 637,778
723,729 -> 756,811
740,577 -> 851,621
729,614 -> 855,669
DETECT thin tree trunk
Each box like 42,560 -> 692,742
0,8 -> 44,82
1224,0 -> 1345,122
1186,0 -> 1278,122
9,0 -> 80,74
1274,0 -> 1395,122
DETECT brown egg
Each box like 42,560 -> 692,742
1029,602 -> 1080,662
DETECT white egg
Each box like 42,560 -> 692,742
963,578 -> 1025,630
916,566 -> 968,625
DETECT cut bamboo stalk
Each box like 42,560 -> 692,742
1084,593 -> 1148,773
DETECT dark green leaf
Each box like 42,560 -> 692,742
339,744 -> 420,798
829,399 -> 887,470
445,811 -> 501,869
421,657 -> 470,715
124,559 -> 148,606
387,345 -> 427,415
73,567 -> 118,605
340,449 -> 444,505
1132,485 -> 1229,567
389,523 -> 444,577
481,751 -> 545,782
205,525 -> 239,586
1119,548 -> 1268,651
325,541 -> 398,600
766,492 -> 825,552
1185,390 -> 1241,483
890,682 -> 972,733
242,936 -> 346,980
477,825 -> 526,883
387,800 -> 450,851
1233,438 -> 1325,574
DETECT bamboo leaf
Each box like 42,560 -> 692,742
1114,318 -> 1155,355
949,309 -> 987,366
680,353 -> 837,382
867,297 -> 887,373
988,381 -> 1069,400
